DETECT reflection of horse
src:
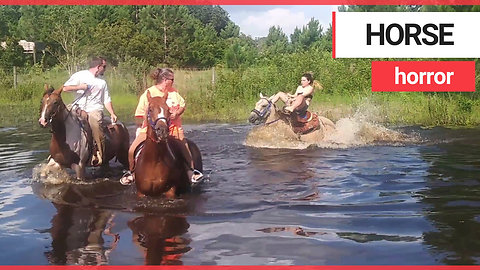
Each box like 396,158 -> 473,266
45,203 -> 119,265
128,214 -> 190,265
39,85 -> 129,179
134,92 -> 202,197
248,93 -> 336,142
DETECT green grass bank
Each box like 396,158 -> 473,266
1,60 -> 480,128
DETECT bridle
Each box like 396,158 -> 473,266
251,97 -> 272,119
251,98 -> 281,125
146,105 -> 170,143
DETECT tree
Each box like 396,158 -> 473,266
291,18 -> 323,52
186,5 -> 231,35
138,5 -> 198,66
42,6 -> 93,74
0,6 -> 21,39
224,35 -> 257,69
261,26 -> 290,57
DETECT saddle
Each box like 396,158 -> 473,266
290,111 -> 321,135
71,106 -> 116,166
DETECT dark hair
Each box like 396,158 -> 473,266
89,57 -> 106,68
151,68 -> 174,84
302,73 -> 314,85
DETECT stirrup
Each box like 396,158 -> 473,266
191,169 -> 204,184
120,171 -> 134,185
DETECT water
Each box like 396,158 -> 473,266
1,122 -> 480,265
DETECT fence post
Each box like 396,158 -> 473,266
211,66 -> 215,85
13,66 -> 17,89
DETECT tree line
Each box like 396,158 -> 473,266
0,5 -> 331,74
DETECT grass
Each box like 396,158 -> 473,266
1,67 -> 480,128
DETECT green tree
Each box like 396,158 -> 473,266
0,6 -> 21,39
224,35 -> 258,70
186,5 -> 230,35
261,26 -> 290,57
291,18 -> 323,52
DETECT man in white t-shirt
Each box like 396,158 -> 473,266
63,57 -> 118,166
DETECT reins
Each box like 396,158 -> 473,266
145,107 -> 177,161
251,98 -> 282,126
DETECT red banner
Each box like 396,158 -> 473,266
372,61 -> 476,92
2,267 -> 480,270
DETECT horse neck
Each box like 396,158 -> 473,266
266,104 -> 280,123
145,128 -> 170,157
50,105 -> 68,141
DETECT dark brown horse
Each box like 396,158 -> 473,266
134,92 -> 202,197
39,85 -> 129,179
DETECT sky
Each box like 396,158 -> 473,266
221,5 -> 340,39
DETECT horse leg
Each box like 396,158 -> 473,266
72,163 -> 85,180
165,186 -> 176,199
42,157 -> 62,177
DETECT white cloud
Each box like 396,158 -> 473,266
222,5 -> 339,39
240,8 -> 309,38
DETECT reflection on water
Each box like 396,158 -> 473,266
1,124 -> 480,264
45,204 -> 117,265
128,214 -> 190,265
419,130 -> 480,265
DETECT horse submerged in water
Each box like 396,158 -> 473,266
248,93 -> 336,143
133,91 -> 203,198
39,85 -> 129,180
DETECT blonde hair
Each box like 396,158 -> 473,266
151,68 -> 174,84
313,80 -> 323,91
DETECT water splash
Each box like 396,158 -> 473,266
245,104 -> 421,149
32,163 -> 73,184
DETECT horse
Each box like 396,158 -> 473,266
248,93 -> 336,142
39,85 -> 129,180
134,91 -> 203,197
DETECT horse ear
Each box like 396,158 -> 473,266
53,86 -> 63,95
260,93 -> 265,99
43,84 -> 55,95
147,90 -> 152,102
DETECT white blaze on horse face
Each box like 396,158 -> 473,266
157,107 -> 167,124
39,96 -> 49,126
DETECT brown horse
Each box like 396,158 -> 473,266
134,92 -> 203,197
39,85 -> 129,179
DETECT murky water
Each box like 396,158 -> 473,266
1,121 -> 480,265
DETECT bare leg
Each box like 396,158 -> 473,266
285,95 -> 305,112
269,92 -> 290,105
179,139 -> 203,182
127,133 -> 146,172
120,133 -> 146,185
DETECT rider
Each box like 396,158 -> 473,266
63,57 -> 118,166
120,68 -> 203,185
269,73 -> 317,116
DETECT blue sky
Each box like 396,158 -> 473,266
221,5 -> 340,39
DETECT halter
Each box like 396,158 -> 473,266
251,98 -> 273,119
251,98 -> 281,125
146,106 -> 170,143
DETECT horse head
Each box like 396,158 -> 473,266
248,93 -> 274,125
39,84 -> 64,127
146,91 -> 171,142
